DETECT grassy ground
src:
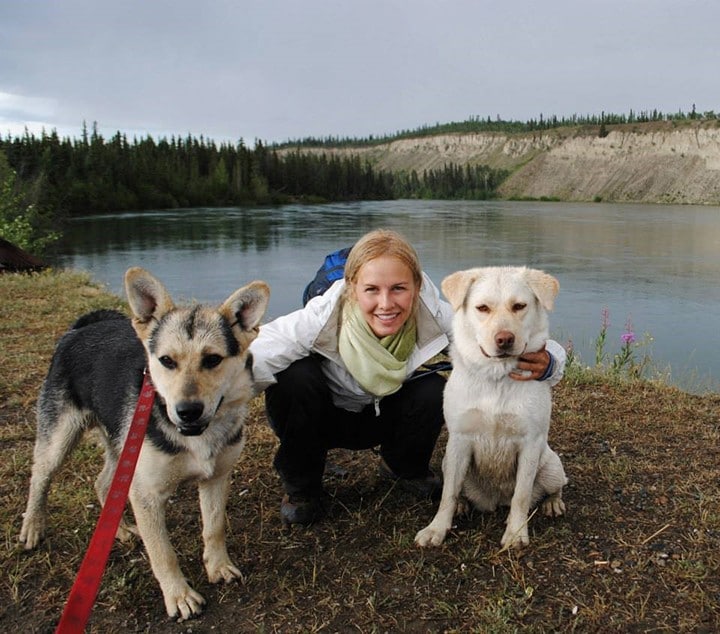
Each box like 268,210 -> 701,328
1,269 -> 719,633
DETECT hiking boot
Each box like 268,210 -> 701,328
280,493 -> 324,527
378,459 -> 443,500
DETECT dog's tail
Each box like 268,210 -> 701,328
71,309 -> 126,330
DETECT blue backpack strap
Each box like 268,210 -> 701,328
302,246 -> 353,306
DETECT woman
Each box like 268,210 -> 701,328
250,229 -> 565,526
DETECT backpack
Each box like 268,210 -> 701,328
302,245 -> 353,306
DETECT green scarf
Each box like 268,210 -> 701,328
338,301 -> 417,396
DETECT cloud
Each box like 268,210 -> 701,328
1,0 -> 719,145
0,92 -> 61,137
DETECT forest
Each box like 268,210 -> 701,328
2,107 -> 712,253
0,124 -> 504,252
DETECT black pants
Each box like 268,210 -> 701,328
264,355 -> 445,497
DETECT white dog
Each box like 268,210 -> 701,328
415,266 -> 567,549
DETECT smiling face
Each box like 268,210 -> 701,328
351,255 -> 418,337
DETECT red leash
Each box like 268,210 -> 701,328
55,371 -> 155,633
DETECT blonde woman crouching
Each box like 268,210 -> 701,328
250,229 -> 565,526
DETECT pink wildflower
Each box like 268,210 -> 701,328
601,307 -> 610,329
621,331 -> 636,345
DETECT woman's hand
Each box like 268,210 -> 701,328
509,347 -> 552,381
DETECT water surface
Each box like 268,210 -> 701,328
54,200 -> 720,393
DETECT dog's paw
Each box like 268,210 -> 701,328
415,525 -> 447,547
19,515 -> 45,550
501,524 -> 529,549
541,495 -> 566,517
206,559 -> 243,584
163,582 -> 206,622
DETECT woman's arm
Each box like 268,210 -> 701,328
250,280 -> 342,392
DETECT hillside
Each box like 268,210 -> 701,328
281,120 -> 720,205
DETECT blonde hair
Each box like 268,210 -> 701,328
343,229 -> 423,308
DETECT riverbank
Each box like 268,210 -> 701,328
1,269 -> 719,632
281,119 -> 720,205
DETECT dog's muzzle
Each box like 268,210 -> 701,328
175,401 -> 209,436
480,330 -> 525,359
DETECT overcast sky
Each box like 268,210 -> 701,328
1,0 -> 719,146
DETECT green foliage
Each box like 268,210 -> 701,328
392,163 -> 509,200
0,127 -> 404,219
0,127 -> 512,228
0,149 -> 59,254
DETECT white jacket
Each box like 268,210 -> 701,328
250,273 -> 566,412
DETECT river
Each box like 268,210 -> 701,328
52,199 -> 720,393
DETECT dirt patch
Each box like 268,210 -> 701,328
3,379 -> 720,633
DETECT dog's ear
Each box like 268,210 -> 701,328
441,269 -> 480,311
526,269 -> 559,311
220,281 -> 270,344
124,268 -> 176,335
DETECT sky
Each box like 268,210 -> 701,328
1,0 -> 719,147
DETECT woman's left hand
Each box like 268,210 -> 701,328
509,347 -> 551,381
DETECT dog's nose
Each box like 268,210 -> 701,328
176,401 -> 204,423
495,331 -> 515,350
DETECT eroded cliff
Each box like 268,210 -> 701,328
284,120 -> 720,205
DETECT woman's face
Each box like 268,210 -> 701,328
352,255 -> 417,337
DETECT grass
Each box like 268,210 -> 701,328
1,269 -> 719,633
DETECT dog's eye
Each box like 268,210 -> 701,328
512,303 -> 527,312
202,354 -> 223,369
476,305 -> 490,313
159,355 -> 177,369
